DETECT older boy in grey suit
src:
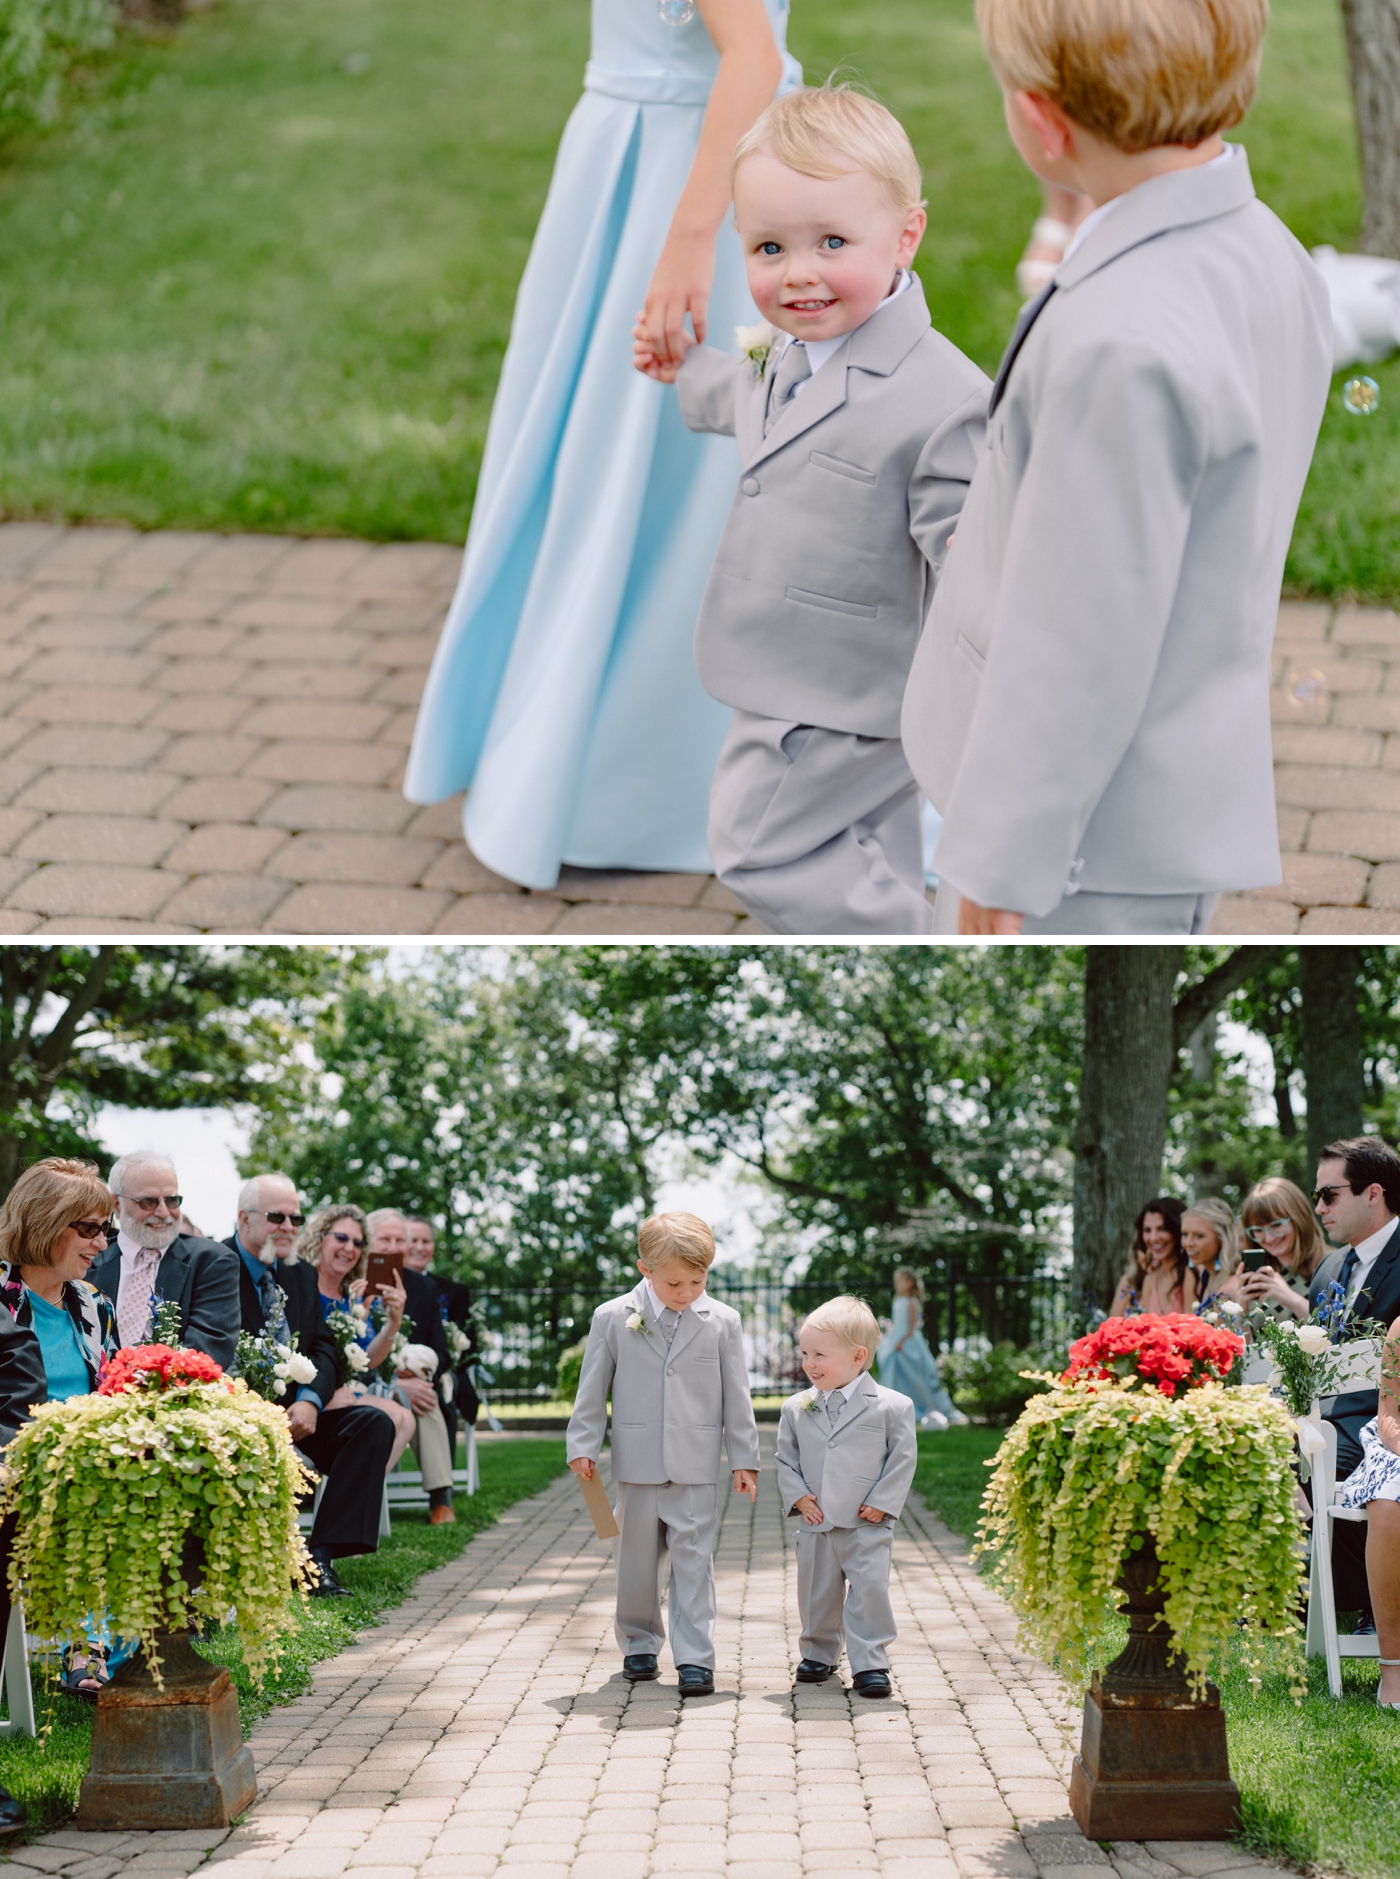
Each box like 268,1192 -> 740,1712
637,87 -> 987,935
568,1213 -> 759,1697
901,0 -> 1332,937
777,1297 -> 917,1697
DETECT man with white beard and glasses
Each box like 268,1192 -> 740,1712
227,1172 -> 396,1597
90,1151 -> 240,1369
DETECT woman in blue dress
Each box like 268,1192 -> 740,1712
405,0 -> 803,888
876,1269 -> 965,1431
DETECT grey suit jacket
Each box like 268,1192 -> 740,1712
566,1280 -> 760,1485
92,1234 -> 241,1372
775,1373 -> 917,1531
677,277 -> 988,738
901,149 -> 1332,915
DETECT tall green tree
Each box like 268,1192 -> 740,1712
0,945 -> 342,1198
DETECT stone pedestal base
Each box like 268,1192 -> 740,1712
1068,1675 -> 1242,1839
75,1633 -> 257,1831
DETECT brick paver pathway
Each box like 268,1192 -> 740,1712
0,519 -> 1391,935
8,1435 -> 1296,1879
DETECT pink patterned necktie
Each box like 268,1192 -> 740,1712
117,1245 -> 161,1349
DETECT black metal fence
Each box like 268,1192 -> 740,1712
472,1268 -> 1072,1402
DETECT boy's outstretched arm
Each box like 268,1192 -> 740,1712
566,1309 -> 617,1475
719,1313 -> 761,1476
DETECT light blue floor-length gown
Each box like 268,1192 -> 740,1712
876,1295 -> 959,1421
404,0 -> 803,888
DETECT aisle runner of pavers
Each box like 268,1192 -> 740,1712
9,1435 -> 1293,1879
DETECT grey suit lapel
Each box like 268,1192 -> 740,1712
833,1375 -> 878,1433
667,1298 -> 710,1364
1054,145 -> 1256,291
745,347 -> 850,470
626,1280 -> 665,1361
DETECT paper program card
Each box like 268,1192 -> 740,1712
577,1467 -> 620,1539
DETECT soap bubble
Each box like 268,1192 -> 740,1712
1342,376 -> 1380,415
659,0 -> 695,19
1286,666 -> 1328,718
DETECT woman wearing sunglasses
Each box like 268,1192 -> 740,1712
1233,1177 -> 1330,1320
296,1205 -> 415,1465
0,1157 -> 120,1699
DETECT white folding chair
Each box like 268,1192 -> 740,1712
383,1427 -> 478,1514
1303,1338 -> 1384,1698
296,1473 -> 391,1540
0,1603 -> 35,1738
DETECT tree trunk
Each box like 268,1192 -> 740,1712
1299,946 -> 1367,1174
1340,0 -> 1400,258
1072,948 -> 1183,1314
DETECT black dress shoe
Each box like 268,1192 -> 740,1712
308,1551 -> 353,1599
0,1783 -> 26,1832
1355,1611 -> 1377,1637
852,1669 -> 892,1698
623,1654 -> 659,1681
677,1664 -> 715,1696
796,1658 -> 837,1683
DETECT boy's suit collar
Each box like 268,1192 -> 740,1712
743,275 -> 933,471
824,1370 -> 878,1430
1054,145 -> 1256,292
624,1278 -> 711,1357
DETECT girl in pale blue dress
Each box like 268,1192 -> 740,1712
405,0 -> 802,889
876,1269 -> 964,1431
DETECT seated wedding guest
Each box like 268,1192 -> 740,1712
91,1151 -> 240,1370
366,1209 -> 457,1523
1337,1311 -> 1400,1709
1311,1140 -> 1400,1477
1233,1176 -> 1328,1321
404,1214 -> 480,1429
0,1308 -> 45,1829
1181,1198 -> 1242,1306
227,1173 -> 397,1596
1108,1197 -> 1196,1317
301,1203 -> 416,1469
0,1158 -> 118,1696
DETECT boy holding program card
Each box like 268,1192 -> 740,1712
567,1212 -> 759,1697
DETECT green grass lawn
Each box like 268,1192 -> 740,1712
0,0 -> 1393,595
0,1436 -> 566,1841
913,1428 -> 1399,1879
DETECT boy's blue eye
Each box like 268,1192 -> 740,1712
759,242 -> 782,256
823,236 -> 845,250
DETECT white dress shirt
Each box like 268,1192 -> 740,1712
645,1281 -> 705,1324
1345,1217 -> 1396,1302
1063,144 -> 1239,263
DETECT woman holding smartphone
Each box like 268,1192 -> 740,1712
1232,1177 -> 1329,1321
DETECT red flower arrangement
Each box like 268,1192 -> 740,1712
97,1343 -> 226,1396
1063,1313 -> 1244,1398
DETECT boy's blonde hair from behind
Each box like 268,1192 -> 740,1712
976,0 -> 1266,153
801,1295 -> 882,1371
637,1211 -> 716,1274
732,84 -> 925,217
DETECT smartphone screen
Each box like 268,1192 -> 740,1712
364,1251 -> 403,1298
1241,1249 -> 1276,1272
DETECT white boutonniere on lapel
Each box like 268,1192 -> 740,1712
625,1310 -> 650,1336
735,321 -> 779,381
799,1389 -> 822,1413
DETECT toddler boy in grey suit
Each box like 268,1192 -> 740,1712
635,86 -> 988,935
901,0 -> 1333,936
567,1212 -> 759,1697
776,1295 -> 917,1696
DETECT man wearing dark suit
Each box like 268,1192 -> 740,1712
0,1311 -> 46,1832
94,1153 -> 241,1370
228,1172 -> 396,1596
405,1215 -> 480,1429
1307,1136 -> 1400,1620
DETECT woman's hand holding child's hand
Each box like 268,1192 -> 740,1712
858,1504 -> 889,1524
633,312 -> 694,384
793,1493 -> 824,1526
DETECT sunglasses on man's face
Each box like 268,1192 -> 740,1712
127,1195 -> 182,1213
67,1219 -> 111,1242
1312,1185 -> 1355,1208
253,1210 -> 305,1228
327,1230 -> 365,1251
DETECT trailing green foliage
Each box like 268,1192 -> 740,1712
977,1379 -> 1305,1696
2,1374 -> 313,1682
0,0 -> 115,147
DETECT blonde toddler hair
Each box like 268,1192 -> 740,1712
732,84 -> 925,217
637,1211 -> 715,1274
976,0 -> 1266,153
801,1295 -> 881,1370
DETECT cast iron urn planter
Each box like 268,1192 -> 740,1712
1068,1535 -> 1241,1840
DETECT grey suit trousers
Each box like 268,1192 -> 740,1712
797,1521 -> 896,1672
709,710 -> 935,935
614,1481 -> 718,1669
932,884 -> 1220,936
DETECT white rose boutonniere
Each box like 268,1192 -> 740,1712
735,320 -> 779,380
626,1310 -> 650,1335
799,1388 -> 822,1413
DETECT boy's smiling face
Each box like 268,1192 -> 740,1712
799,1327 -> 868,1392
733,152 -> 926,346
